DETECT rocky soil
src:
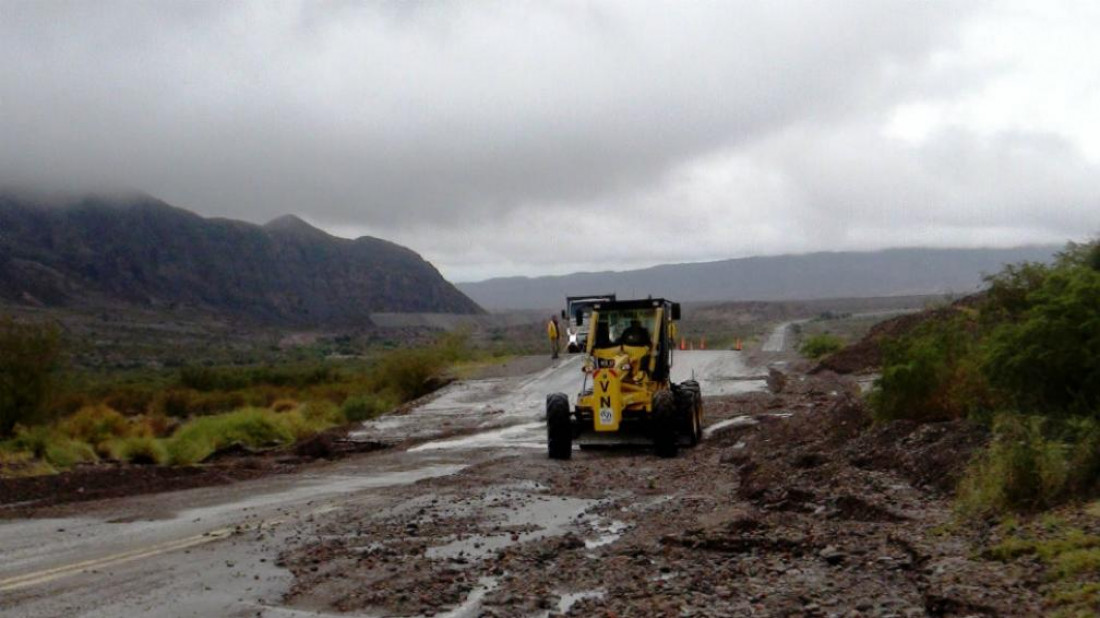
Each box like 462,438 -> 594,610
279,371 -> 1041,617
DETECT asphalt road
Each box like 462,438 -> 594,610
0,351 -> 765,617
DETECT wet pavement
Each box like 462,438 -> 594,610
0,351 -> 766,617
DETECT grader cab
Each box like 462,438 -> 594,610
546,298 -> 703,459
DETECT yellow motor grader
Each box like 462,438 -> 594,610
546,298 -> 702,459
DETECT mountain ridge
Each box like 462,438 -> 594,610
457,246 -> 1063,310
0,191 -> 483,323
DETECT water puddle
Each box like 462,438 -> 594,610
409,422 -> 544,452
702,415 -> 758,438
432,576 -> 498,618
176,464 -> 467,524
426,495 -> 595,560
584,519 -> 629,549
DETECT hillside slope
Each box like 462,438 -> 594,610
458,246 -> 1060,310
0,191 -> 482,323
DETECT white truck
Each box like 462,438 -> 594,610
562,294 -> 616,353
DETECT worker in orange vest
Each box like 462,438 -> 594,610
547,316 -> 561,359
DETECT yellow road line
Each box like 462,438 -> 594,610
0,527 -> 236,592
1,501 -> 340,593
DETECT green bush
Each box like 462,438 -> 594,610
341,393 -> 394,423
982,262 -> 1100,416
371,349 -> 446,402
0,318 -> 63,436
44,438 -> 98,469
957,415 -> 1069,516
957,413 -> 1100,518
871,314 -> 991,422
798,333 -> 845,359
59,404 -> 132,447
165,407 -> 297,465
103,436 -> 168,465
7,425 -> 97,469
870,240 -> 1100,514
299,400 -> 341,425
874,241 -> 1100,426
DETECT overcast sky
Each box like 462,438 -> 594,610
2,1 -> 1098,281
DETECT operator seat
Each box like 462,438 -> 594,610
620,320 -> 651,347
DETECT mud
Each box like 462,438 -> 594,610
1,352 -> 1034,617
279,372 -> 1037,617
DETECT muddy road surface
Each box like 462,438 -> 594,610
1,351 -> 770,617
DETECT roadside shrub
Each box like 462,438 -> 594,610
9,425 -> 97,469
0,318 -> 64,436
0,448 -> 55,477
131,412 -> 176,438
300,400 -> 341,424
279,406 -> 343,440
270,398 -> 300,413
872,314 -> 990,422
103,436 -> 168,465
982,263 -> 1100,416
10,425 -> 56,458
59,404 -> 132,447
371,349 -> 447,402
958,414 -> 1074,517
341,393 -> 394,423
1063,417 -> 1100,497
43,438 -> 98,469
165,408 -> 297,465
436,329 -> 473,363
798,333 -> 845,359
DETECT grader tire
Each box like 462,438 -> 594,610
681,380 -> 702,446
653,390 -> 679,458
547,393 -> 573,460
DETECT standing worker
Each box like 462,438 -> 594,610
547,315 -> 561,359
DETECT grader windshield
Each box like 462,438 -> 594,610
588,308 -> 657,349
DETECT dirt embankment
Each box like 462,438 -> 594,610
279,372 -> 1027,617
811,294 -> 985,375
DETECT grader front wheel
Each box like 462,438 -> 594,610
547,393 -> 573,460
681,380 -> 702,446
653,390 -> 679,458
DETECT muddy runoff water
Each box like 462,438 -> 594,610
1,352 -> 768,617
386,350 -> 768,453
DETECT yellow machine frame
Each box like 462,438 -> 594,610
578,307 -> 671,432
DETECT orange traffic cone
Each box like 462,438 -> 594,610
734,339 -> 743,351
679,337 -> 685,350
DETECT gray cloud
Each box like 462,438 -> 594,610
1,1 -> 1096,281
